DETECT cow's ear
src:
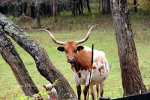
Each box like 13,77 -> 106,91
57,47 -> 65,52
77,46 -> 84,51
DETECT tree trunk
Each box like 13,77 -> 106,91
53,1 -> 57,23
21,1 -> 27,15
72,0 -> 76,17
36,0 -> 41,28
102,0 -> 110,14
86,0 -> 91,13
0,13 -> 77,100
110,0 -> 147,96
99,0 -> 100,13
76,1 -> 81,15
30,3 -> 36,18
80,0 -> 83,14
36,7 -> 41,28
134,0 -> 137,12
0,27 -> 42,99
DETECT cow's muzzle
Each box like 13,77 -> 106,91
67,57 -> 76,63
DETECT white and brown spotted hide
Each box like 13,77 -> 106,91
71,46 -> 109,100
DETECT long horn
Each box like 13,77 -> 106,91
77,24 -> 99,44
40,29 -> 64,45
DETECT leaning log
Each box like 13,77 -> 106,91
0,27 -> 41,99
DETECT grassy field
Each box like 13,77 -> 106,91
0,9 -> 150,100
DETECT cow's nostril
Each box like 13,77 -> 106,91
67,59 -> 71,63
72,58 -> 75,61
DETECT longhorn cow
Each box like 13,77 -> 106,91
41,25 -> 109,100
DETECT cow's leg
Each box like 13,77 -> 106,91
96,84 -> 100,99
72,68 -> 81,100
90,86 -> 95,100
83,74 -> 91,100
100,82 -> 104,97
76,85 -> 81,100
83,85 -> 89,100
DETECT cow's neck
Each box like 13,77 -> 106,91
71,50 -> 92,72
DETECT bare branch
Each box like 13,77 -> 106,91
128,2 -> 140,13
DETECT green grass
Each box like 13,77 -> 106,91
0,9 -> 150,100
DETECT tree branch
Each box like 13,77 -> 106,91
128,2 -> 140,13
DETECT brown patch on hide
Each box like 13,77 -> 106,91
98,67 -> 101,73
94,56 -> 101,62
75,50 -> 92,71
93,66 -> 96,69
101,66 -> 104,70
106,69 -> 108,72
95,55 -> 106,65
99,66 -> 104,73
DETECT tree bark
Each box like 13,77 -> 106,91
0,27 -> 41,99
110,0 -> 147,96
0,13 -> 77,100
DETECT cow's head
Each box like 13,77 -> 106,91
41,25 -> 98,64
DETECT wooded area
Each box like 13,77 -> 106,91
0,0 -> 150,100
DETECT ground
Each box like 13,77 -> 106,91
0,9 -> 150,100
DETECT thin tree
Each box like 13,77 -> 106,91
110,0 -> 147,96
35,0 -> 41,28
53,0 -> 57,22
102,0 -> 111,14
21,1 -> 27,15
86,0 -> 91,13
80,0 -> 83,14
134,0 -> 137,12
